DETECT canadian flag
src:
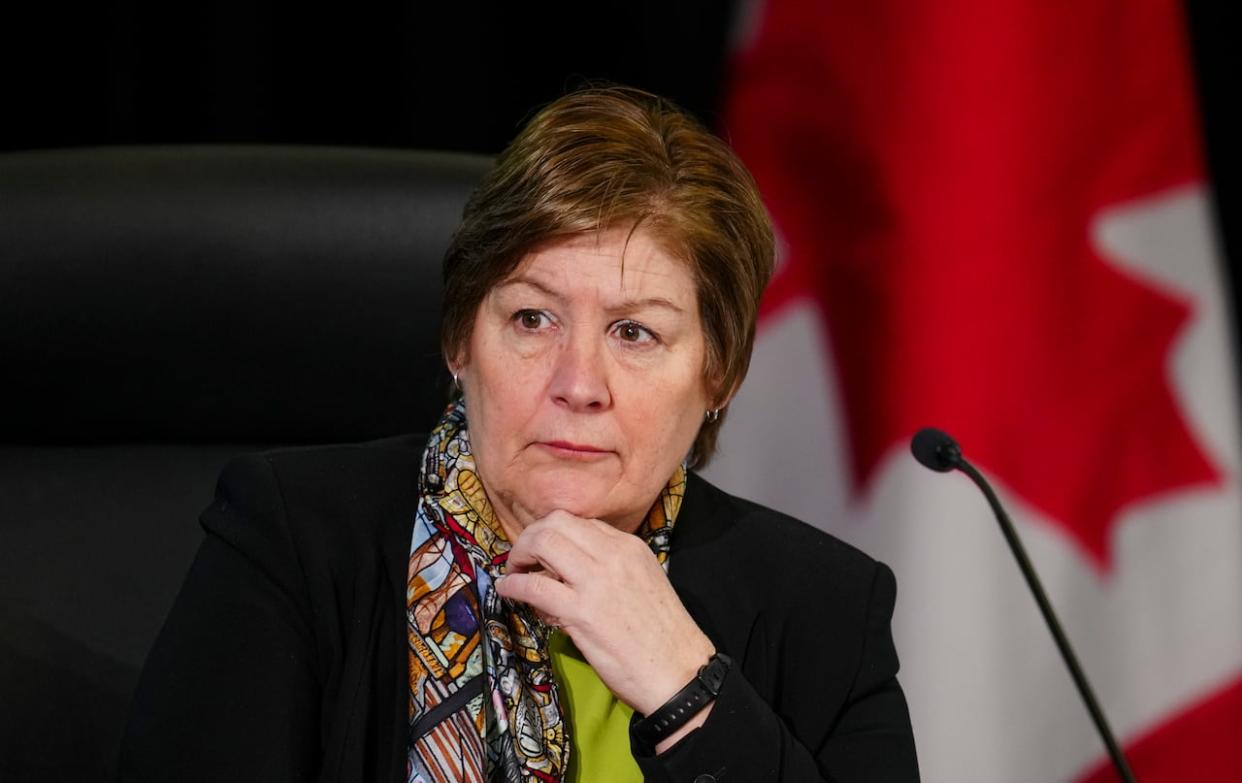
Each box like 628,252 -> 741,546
708,1 -> 1242,780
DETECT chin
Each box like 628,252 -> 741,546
522,489 -> 606,521
521,472 -> 613,520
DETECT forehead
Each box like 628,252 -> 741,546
502,228 -> 696,303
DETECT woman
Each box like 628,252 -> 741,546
119,87 -> 919,782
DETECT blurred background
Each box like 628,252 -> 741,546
2,1 -> 1239,781
4,0 -> 1226,249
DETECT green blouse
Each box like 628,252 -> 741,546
547,632 -> 644,782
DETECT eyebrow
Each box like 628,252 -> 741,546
495,275 -> 687,315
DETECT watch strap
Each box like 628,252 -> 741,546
633,652 -> 732,746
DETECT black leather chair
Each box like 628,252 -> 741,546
0,146 -> 491,781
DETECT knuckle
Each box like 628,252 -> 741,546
542,509 -> 571,525
542,528 -> 571,552
623,534 -> 650,558
524,575 -> 548,597
523,527 -> 554,555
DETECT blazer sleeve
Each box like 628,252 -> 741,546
117,455 -> 323,783
630,561 -> 919,782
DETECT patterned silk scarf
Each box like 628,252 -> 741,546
406,400 -> 686,783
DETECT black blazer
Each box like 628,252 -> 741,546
118,434 -> 919,782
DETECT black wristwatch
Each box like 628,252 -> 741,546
633,652 -> 732,746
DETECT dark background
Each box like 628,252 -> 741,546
4,1 -> 1236,310
4,1 -> 1235,270
2,3 -> 733,151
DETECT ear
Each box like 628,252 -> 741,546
710,377 -> 742,413
445,344 -> 469,377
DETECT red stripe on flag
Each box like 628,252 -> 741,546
1076,675 -> 1242,782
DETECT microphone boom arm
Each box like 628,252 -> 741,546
953,456 -> 1138,783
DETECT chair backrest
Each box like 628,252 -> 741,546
0,145 -> 491,781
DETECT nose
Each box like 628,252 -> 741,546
549,329 -> 612,412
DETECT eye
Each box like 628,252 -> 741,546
513,309 -> 552,331
612,320 -> 657,345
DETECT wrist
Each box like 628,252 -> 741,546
638,637 -> 716,716
653,703 -> 713,754
632,650 -> 731,749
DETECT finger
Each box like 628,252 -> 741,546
494,571 -> 576,617
518,510 -> 626,570
506,520 -> 595,584
536,509 -> 622,550
534,511 -> 661,581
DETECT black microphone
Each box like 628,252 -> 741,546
911,427 -> 1138,783
910,427 -> 961,472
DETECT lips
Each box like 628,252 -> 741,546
540,440 -> 609,453
536,440 -> 613,459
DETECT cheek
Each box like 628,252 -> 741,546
473,318 -> 558,386
468,319 -> 535,393
624,366 -> 709,451
465,338 -> 549,450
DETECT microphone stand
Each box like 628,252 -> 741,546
952,456 -> 1138,783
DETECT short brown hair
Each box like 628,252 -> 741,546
441,86 -> 774,468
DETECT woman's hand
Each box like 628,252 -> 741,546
494,509 -> 717,746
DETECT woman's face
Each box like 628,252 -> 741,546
455,226 -> 712,538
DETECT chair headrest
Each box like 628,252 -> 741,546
0,145 -> 493,443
